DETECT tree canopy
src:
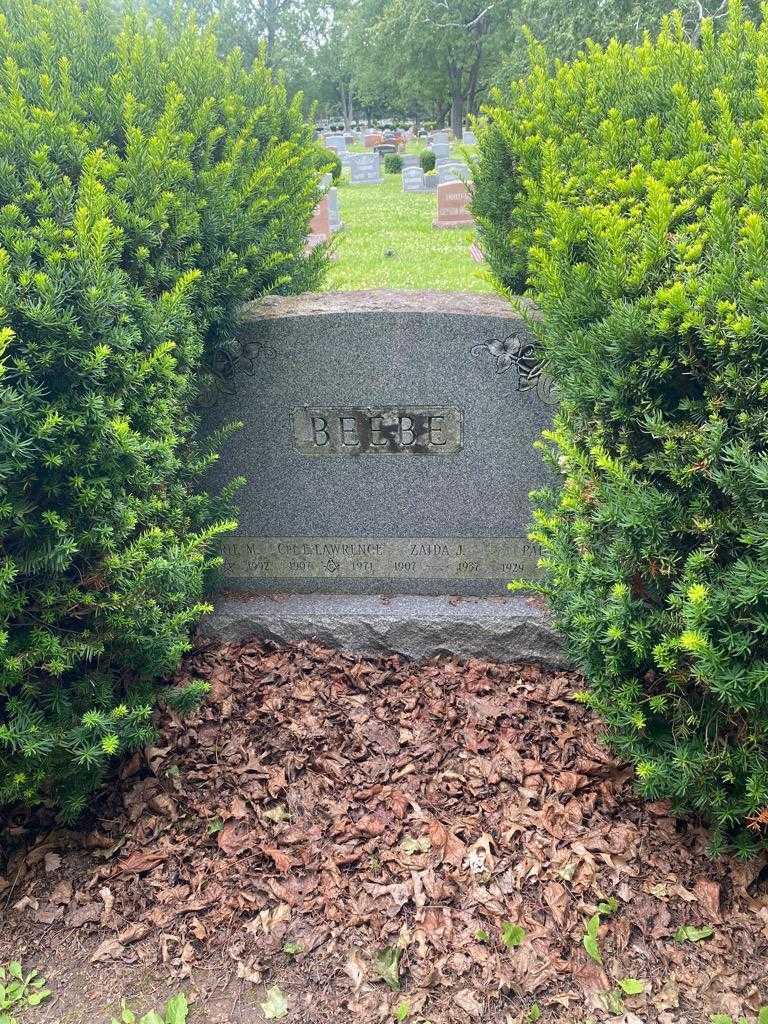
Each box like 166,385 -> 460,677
138,0 -> 764,134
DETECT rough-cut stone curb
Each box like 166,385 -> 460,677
198,593 -> 570,667
243,289 -> 539,320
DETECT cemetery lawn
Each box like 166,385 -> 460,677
323,172 -> 494,294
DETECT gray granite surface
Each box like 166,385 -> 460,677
198,593 -> 569,666
201,291 -> 555,596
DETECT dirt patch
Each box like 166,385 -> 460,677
2,640 -> 767,1023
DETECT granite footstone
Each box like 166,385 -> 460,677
199,593 -> 568,666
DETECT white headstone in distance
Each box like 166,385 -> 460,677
433,131 -> 449,145
431,142 -> 451,160
437,161 -> 470,185
350,152 -> 382,185
463,129 -> 477,146
328,187 -> 342,231
320,172 -> 333,190
402,166 -> 426,192
401,154 -> 420,168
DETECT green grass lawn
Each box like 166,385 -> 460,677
321,146 -> 494,294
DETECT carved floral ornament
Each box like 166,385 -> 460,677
471,331 -> 557,405
206,324 -> 557,408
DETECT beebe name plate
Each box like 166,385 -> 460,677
294,406 -> 462,455
221,536 -> 541,581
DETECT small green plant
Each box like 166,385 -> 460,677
393,1003 -> 410,1022
597,897 -> 618,917
711,1012 -> 768,1024
527,1004 -> 542,1022
597,981 -> 647,1018
260,986 -> 288,1020
582,914 -> 603,965
500,922 -> 525,949
0,962 -> 50,1024
617,979 -> 646,995
111,994 -> 187,1024
674,924 -> 714,943
384,154 -> 404,173
375,947 -> 403,991
420,149 -> 436,172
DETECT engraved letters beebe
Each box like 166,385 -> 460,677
294,406 -> 462,455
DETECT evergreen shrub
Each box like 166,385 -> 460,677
420,150 -> 436,172
384,154 -> 403,173
483,4 -> 768,852
0,0 -> 324,816
315,144 -> 342,182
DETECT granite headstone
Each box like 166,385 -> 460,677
202,292 -> 556,599
306,194 -> 331,248
433,181 -> 473,228
402,166 -> 426,192
327,186 -> 342,231
350,152 -> 382,184
437,161 -> 470,185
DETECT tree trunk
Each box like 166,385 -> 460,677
340,82 -> 354,131
450,79 -> 464,139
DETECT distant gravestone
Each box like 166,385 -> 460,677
402,166 -> 426,192
350,152 -> 382,185
325,134 -> 346,153
319,171 -> 333,190
437,162 -> 470,185
374,143 -> 397,158
307,194 -> 331,248
433,131 -> 449,145
328,187 -> 342,232
401,154 -> 420,168
423,173 -> 438,191
364,132 -> 383,148
435,157 -> 452,169
431,142 -> 451,160
433,181 -> 473,228
463,129 -> 477,145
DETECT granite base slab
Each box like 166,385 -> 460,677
198,593 -> 569,667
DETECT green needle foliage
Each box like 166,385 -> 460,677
0,0 -> 324,816
476,2 -> 768,853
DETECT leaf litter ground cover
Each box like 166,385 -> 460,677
2,640 -> 767,1023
